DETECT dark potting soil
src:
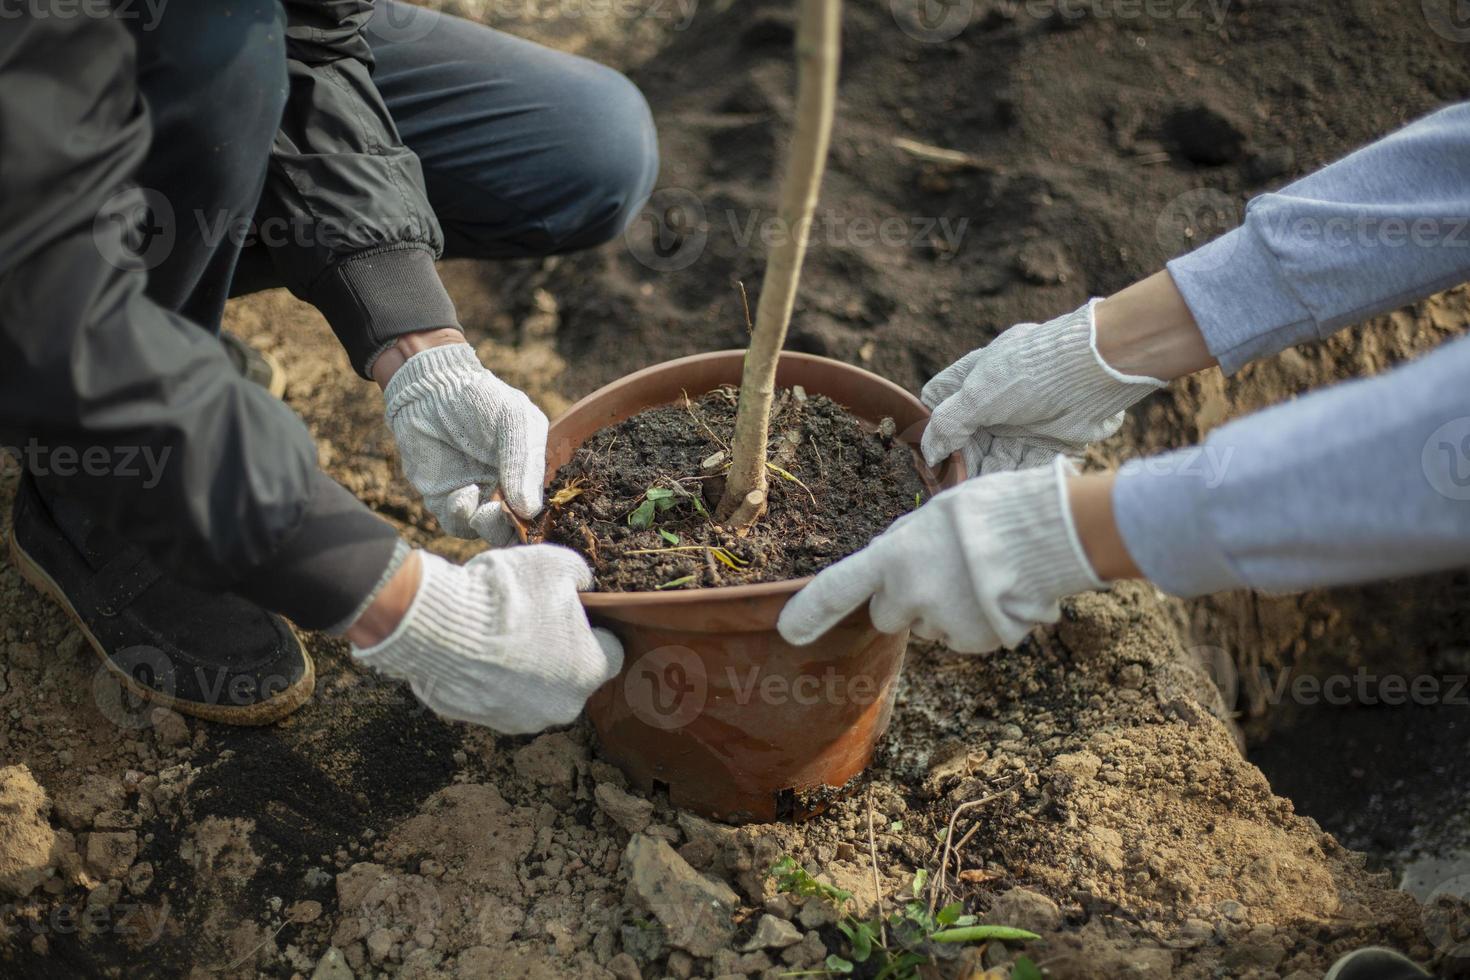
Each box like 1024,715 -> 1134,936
541,387 -> 926,591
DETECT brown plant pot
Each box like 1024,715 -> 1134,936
546,351 -> 964,823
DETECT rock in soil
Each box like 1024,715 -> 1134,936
0,765 -> 59,897
740,913 -> 803,951
596,783 -> 655,834
513,732 -> 585,790
623,833 -> 738,958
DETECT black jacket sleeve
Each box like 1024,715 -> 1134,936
0,14 -> 399,629
260,0 -> 463,377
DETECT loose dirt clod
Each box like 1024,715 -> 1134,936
0,766 -> 60,898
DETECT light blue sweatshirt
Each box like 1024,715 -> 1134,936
1113,102 -> 1470,597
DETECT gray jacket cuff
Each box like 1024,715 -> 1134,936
233,470 -> 402,630
310,246 -> 462,378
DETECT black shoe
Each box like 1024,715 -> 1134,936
220,330 -> 287,399
1326,947 -> 1434,980
7,477 -> 314,726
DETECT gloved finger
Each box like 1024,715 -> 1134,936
468,501 -> 522,548
921,396 -> 977,469
953,429 -> 995,478
941,622 -> 1004,655
501,405 -> 549,518
777,549 -> 884,646
911,617 -> 946,644
868,589 -> 914,635
975,437 -> 1057,476
920,347 -> 985,409
436,486 -> 483,538
592,627 -> 625,681
527,542 -> 596,592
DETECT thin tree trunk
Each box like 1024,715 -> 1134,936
716,0 -> 842,527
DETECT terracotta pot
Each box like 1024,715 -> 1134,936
546,351 -> 964,823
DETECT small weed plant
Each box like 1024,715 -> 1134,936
769,856 -> 1043,979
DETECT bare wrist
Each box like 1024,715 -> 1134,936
371,328 -> 468,390
1066,472 -> 1142,582
1094,270 -> 1216,381
346,551 -> 424,648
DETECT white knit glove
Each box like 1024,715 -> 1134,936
385,344 -> 549,546
778,458 -> 1102,653
352,547 -> 624,734
921,300 -> 1164,477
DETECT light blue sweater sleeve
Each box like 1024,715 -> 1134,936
1115,103 -> 1470,597
1167,101 -> 1470,374
1115,334 -> 1470,596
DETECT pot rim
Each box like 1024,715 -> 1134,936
550,349 -> 959,609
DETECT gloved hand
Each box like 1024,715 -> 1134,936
351,546 -> 624,734
385,344 -> 548,546
921,300 -> 1165,477
778,458 -> 1103,653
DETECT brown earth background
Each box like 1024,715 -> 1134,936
2,0 -> 1469,977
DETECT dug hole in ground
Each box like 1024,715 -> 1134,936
2,1 -> 1469,977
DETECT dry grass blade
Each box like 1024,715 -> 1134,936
549,478 -> 585,507
866,788 -> 888,947
766,461 -> 817,506
930,785 -> 1011,916
683,389 -> 729,450
625,544 -> 749,568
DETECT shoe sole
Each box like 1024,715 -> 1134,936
7,527 -> 315,726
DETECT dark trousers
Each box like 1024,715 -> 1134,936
127,0 -> 660,332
